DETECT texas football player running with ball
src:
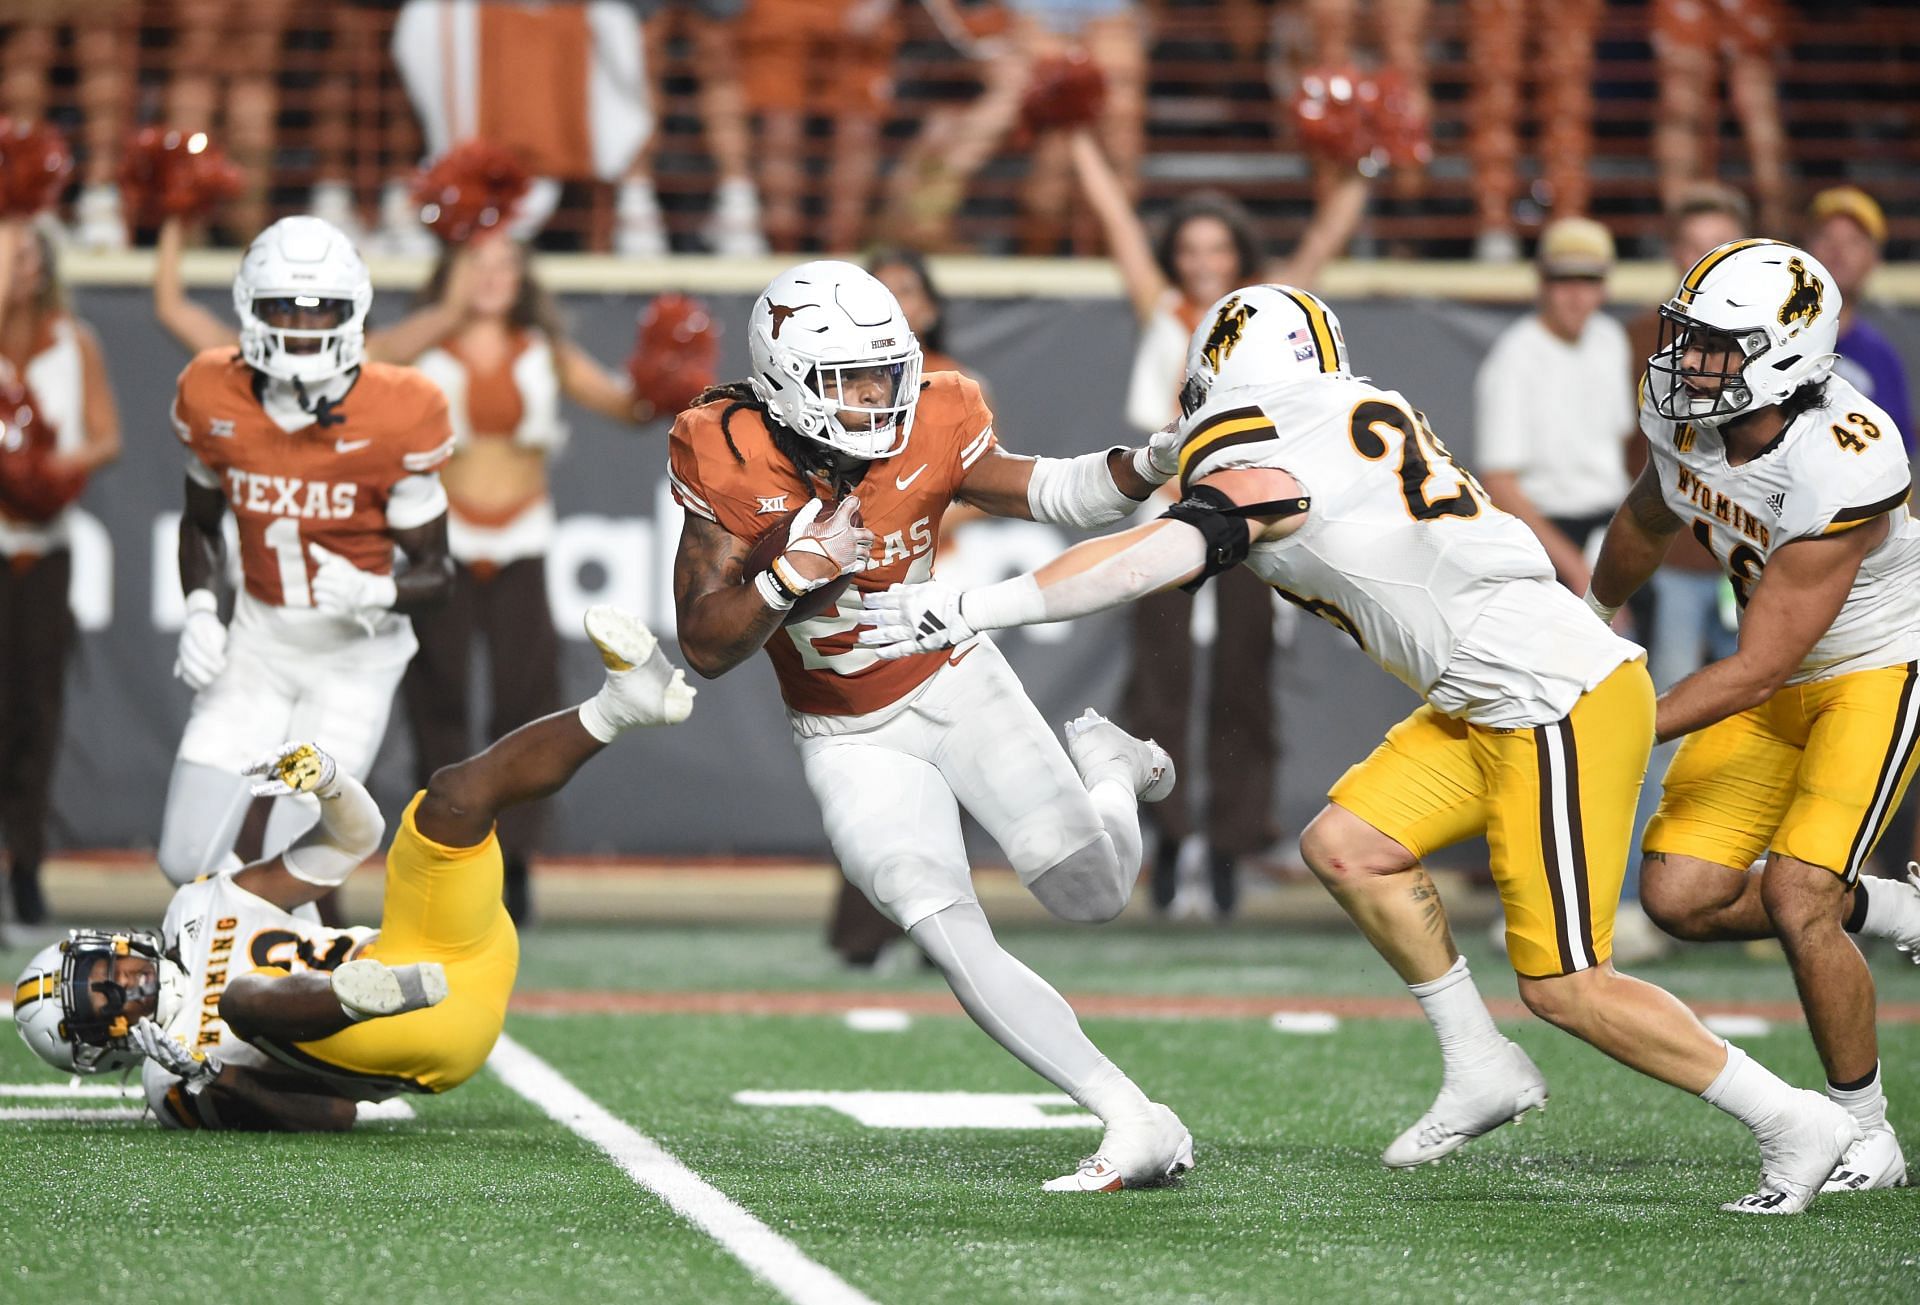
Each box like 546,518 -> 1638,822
667,260 -> 1191,1191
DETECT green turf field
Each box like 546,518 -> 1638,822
3,923 -> 1917,1304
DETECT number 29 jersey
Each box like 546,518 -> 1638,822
1178,375 -> 1639,728
1640,373 -> 1920,684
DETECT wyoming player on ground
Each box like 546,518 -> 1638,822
863,282 -> 1860,1214
161,216 -> 455,885
1589,238 -> 1920,1194
669,260 -> 1193,1192
11,607 -> 692,1130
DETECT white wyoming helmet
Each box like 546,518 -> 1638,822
234,215 -> 373,388
747,260 -> 923,460
1647,238 -> 1841,428
1180,284 -> 1350,418
12,929 -> 187,1075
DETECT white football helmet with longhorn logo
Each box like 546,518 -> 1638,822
747,261 -> 923,460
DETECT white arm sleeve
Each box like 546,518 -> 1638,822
1025,448 -> 1141,529
385,472 -> 449,530
962,520 -> 1209,630
280,769 -> 386,888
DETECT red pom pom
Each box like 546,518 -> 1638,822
0,120 -> 73,219
1019,51 -> 1107,136
629,294 -> 720,418
0,379 -> 83,523
1290,66 -> 1370,167
117,127 -> 243,226
413,142 -> 532,245
1362,68 -> 1433,171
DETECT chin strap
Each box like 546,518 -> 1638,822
293,378 -> 346,429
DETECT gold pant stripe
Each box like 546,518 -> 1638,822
1843,661 -> 1920,885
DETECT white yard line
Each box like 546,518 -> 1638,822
0,1083 -> 143,1098
0,1107 -> 145,1122
487,1034 -> 880,1305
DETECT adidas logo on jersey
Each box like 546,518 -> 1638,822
1766,491 -> 1787,516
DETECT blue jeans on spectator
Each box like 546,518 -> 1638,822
1628,567 -> 1739,897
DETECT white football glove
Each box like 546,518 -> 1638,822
173,588 -> 228,690
245,740 -> 341,798
1134,419 -> 1183,485
308,543 -> 397,628
781,496 -> 873,582
858,579 -> 974,660
130,1017 -> 221,1096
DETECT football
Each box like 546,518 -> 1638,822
744,499 -> 859,626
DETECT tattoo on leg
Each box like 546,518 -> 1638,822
1408,870 -> 1448,938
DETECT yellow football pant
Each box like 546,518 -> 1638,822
1647,660 -> 1920,884
265,793 -> 519,1094
1330,659 -> 1654,978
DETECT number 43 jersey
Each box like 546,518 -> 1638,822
1178,375 -> 1638,728
1640,372 -> 1920,684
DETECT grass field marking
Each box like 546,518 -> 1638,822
487,1034 -> 881,1305
1702,1015 -> 1773,1039
0,1082 -> 143,1099
732,1089 -> 1098,1131
1268,1012 -> 1340,1034
843,1009 -> 912,1033
0,1106 -> 145,1122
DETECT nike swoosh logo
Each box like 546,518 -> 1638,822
947,642 -> 978,667
335,438 -> 371,454
895,465 -> 927,491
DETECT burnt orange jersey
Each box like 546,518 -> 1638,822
172,351 -> 455,609
669,371 -> 997,716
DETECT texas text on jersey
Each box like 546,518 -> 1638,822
668,370 -> 995,715
1640,372 -> 1920,683
145,873 -> 372,1127
1179,374 -> 1639,728
172,348 -> 455,619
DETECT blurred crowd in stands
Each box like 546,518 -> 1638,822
1,0 -> 1914,259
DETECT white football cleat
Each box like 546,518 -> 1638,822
1382,1039 -> 1549,1168
1063,709 -> 1175,803
1723,1091 -> 1862,1214
1044,1103 -> 1194,1192
331,958 -> 448,1020
1819,1122 -> 1909,1193
583,604 -> 695,729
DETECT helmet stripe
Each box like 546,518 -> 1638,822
13,974 -> 55,1007
1677,238 -> 1780,304
1278,288 -> 1339,374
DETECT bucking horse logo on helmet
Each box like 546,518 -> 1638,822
1777,258 -> 1824,331
1201,295 -> 1257,372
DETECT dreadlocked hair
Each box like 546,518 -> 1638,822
691,379 -> 866,495
691,380 -> 765,466
1777,378 -> 1830,427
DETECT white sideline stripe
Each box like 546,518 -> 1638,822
843,1009 -> 912,1033
487,1035 -> 878,1305
1268,1011 -> 1339,1034
0,1107 -> 145,1122
1703,1014 -> 1773,1039
0,1083 -> 143,1099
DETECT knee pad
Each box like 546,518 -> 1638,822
1028,834 -> 1128,924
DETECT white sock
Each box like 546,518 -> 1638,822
1700,1043 -> 1797,1132
1408,957 -> 1505,1068
1857,876 -> 1918,941
1072,1057 -> 1154,1124
577,692 -> 627,744
1828,1063 -> 1887,1132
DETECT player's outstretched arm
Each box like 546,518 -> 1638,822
231,743 -> 385,909
1587,462 -> 1684,622
153,216 -> 242,355
863,466 -> 1303,657
953,429 -> 1181,525
1654,519 -> 1884,742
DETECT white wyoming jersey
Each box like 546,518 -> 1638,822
1640,373 -> 1919,684
143,873 -> 372,1125
1179,376 -> 1640,727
